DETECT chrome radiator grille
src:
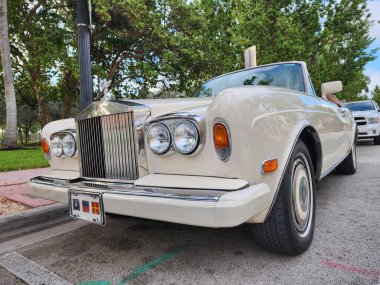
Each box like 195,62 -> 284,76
77,112 -> 139,180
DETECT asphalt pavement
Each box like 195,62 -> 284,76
0,140 -> 379,285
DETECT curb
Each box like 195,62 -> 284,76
0,204 -> 71,242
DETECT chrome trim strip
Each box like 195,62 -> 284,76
149,112 -> 205,123
50,129 -> 76,140
133,108 -> 150,177
30,176 -> 221,202
146,112 -> 206,157
76,100 -> 150,121
80,177 -> 136,184
146,122 -> 172,155
172,120 -> 200,155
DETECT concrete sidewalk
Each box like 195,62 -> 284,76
0,168 -> 49,187
0,168 -> 54,208
0,168 -> 71,242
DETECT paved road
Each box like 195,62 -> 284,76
0,141 -> 379,285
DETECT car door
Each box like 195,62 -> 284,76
305,74 -> 350,171
319,99 -> 351,169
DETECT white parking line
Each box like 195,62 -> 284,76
0,220 -> 88,255
0,252 -> 73,285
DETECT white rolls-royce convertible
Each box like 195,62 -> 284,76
30,62 -> 357,255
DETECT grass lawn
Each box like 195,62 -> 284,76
0,147 -> 49,172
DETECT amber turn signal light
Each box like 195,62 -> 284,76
213,122 -> 231,161
41,139 -> 51,160
41,139 -> 49,154
213,123 -> 230,149
262,159 -> 278,174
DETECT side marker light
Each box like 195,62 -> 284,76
262,159 -> 278,174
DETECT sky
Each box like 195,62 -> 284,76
365,0 -> 380,95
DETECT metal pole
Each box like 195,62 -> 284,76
77,0 -> 93,110
244,45 -> 257,68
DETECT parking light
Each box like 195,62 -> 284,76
213,122 -> 231,161
41,139 -> 51,160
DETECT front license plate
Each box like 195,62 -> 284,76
69,191 -> 105,225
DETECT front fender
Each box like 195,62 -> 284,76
208,88 -> 325,222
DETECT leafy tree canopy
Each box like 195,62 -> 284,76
372,85 -> 380,105
1,0 -> 377,128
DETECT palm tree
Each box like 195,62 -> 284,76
0,0 -> 17,148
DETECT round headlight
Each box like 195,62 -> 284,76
173,121 -> 199,154
147,123 -> 171,154
62,134 -> 76,157
51,136 -> 63,157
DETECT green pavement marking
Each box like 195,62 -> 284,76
116,247 -> 184,285
77,248 -> 183,285
78,281 -> 112,285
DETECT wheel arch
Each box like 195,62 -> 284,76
263,124 -> 322,222
299,126 -> 323,182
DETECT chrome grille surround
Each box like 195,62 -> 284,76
76,101 -> 150,181
354,116 -> 367,126
146,112 -> 207,157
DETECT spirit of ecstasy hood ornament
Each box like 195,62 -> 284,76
101,80 -> 112,101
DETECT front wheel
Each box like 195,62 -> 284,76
251,140 -> 316,255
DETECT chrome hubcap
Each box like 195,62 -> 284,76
291,153 -> 313,237
352,142 -> 357,169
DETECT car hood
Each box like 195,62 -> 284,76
125,97 -> 213,117
123,86 -> 306,118
349,110 -> 379,117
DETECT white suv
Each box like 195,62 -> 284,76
345,100 -> 380,145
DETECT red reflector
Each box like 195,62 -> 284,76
91,202 -> 100,215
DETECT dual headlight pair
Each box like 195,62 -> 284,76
50,134 -> 76,157
147,121 -> 199,155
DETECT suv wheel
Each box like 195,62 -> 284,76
374,134 -> 380,145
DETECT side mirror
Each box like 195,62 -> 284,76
321,81 -> 343,99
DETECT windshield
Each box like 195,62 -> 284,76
193,63 -> 305,97
345,101 -> 375,111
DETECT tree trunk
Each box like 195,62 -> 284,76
24,126 -> 29,143
36,91 -> 52,127
0,0 -> 17,148
18,128 -> 23,145
63,92 -> 72,119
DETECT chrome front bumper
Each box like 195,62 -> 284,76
29,176 -> 272,228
